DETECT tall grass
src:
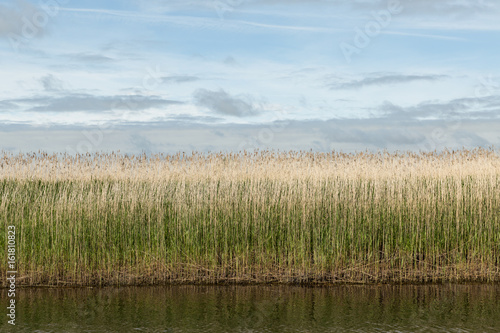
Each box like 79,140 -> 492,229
0,148 -> 499,286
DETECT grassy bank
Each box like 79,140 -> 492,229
1,149 -> 499,286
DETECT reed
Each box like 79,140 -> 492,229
0,148 -> 499,286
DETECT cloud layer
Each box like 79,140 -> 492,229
1,116 -> 498,154
1,0 -> 499,154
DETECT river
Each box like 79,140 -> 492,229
1,284 -> 500,332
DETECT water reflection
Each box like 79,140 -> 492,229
1,284 -> 500,332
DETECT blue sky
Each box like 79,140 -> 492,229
1,0 -> 499,153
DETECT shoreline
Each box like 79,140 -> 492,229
4,281 -> 500,289
3,266 -> 500,287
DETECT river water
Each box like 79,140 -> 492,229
1,284 -> 500,332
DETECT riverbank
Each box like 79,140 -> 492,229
1,149 -> 499,286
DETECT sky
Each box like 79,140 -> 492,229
0,0 -> 499,154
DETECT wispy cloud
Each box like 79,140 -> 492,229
4,94 -> 183,112
381,95 -> 500,121
59,7 -> 340,33
350,0 -> 498,16
66,52 -> 115,64
382,30 -> 466,41
162,76 -> 200,84
39,74 -> 64,92
137,0 -> 499,19
193,89 -> 262,117
329,74 -> 448,90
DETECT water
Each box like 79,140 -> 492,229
1,284 -> 500,332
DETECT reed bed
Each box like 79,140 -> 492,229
0,148 -> 499,286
